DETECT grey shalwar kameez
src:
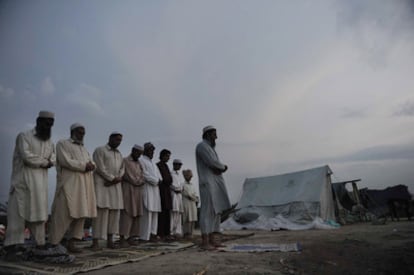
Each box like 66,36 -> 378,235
195,139 -> 231,234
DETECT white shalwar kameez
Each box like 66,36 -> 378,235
5,129 -> 55,246
182,179 -> 198,235
170,170 -> 183,235
92,144 -> 124,239
139,155 -> 162,240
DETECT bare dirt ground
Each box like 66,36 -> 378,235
84,220 -> 414,275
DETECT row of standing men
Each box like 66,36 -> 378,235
4,110 -> 231,256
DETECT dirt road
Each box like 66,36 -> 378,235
85,220 -> 414,275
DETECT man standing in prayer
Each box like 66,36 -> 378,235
119,144 -> 145,248
91,132 -> 125,249
170,159 -> 184,239
139,142 -> 162,241
156,149 -> 173,240
49,123 -> 97,253
181,169 -> 199,239
195,125 -> 231,250
4,111 -> 55,256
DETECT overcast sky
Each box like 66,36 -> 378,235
1,0 -> 414,208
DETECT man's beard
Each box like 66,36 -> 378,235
211,140 -> 216,147
35,127 -> 52,141
72,137 -> 84,144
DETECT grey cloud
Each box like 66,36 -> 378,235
335,0 -> 414,67
22,89 -> 37,102
40,76 -> 55,96
0,85 -> 14,98
339,107 -> 366,118
336,0 -> 414,35
340,144 -> 414,162
295,143 -> 414,167
67,98 -> 104,116
1,0 -> 414,204
65,83 -> 104,116
393,100 -> 414,116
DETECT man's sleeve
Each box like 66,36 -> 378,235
140,159 -> 160,185
18,133 -> 49,168
56,141 -> 86,172
196,143 -> 226,171
93,148 -> 115,182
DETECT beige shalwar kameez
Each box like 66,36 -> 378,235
49,138 -> 97,244
119,155 -> 144,238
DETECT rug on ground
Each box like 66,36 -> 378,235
0,233 -> 255,274
0,241 -> 194,275
219,242 -> 302,252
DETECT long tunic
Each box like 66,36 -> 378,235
53,138 -> 97,218
156,162 -> 173,211
93,144 -> 125,209
139,155 -> 162,212
182,180 -> 198,222
195,139 -> 231,214
10,128 -> 55,222
171,170 -> 183,212
122,155 -> 144,217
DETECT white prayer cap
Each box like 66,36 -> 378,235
110,131 -> 122,136
202,125 -> 216,134
144,142 -> 155,150
133,144 -> 143,151
70,123 -> 84,131
173,159 -> 183,165
183,169 -> 193,176
38,110 -> 55,119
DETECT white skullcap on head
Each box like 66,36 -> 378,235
70,123 -> 84,131
144,142 -> 155,150
202,125 -> 216,134
173,159 -> 183,165
133,144 -> 143,151
38,110 -> 55,119
110,131 -> 122,136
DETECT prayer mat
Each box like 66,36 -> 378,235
0,241 -> 195,274
219,242 -> 302,252
191,232 -> 255,245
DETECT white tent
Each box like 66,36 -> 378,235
222,165 -> 339,230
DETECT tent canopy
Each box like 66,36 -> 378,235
222,165 -> 337,230
238,165 -> 333,208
